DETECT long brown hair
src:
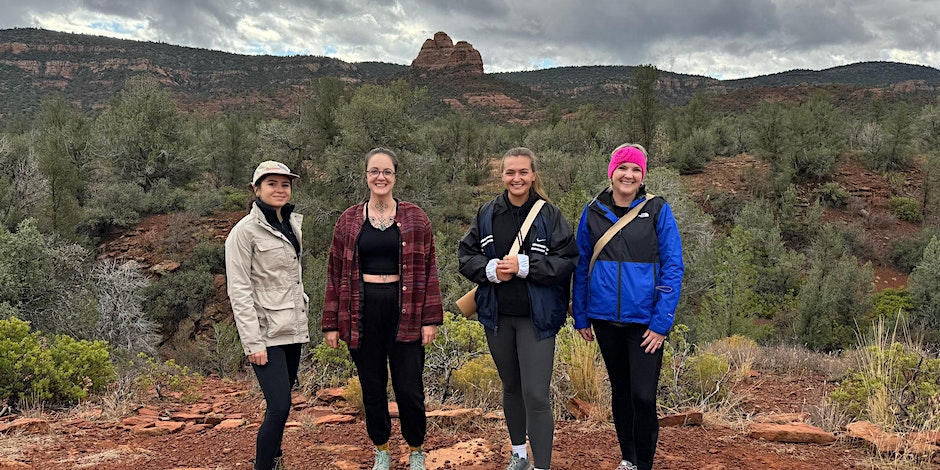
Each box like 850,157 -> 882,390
501,147 -> 551,203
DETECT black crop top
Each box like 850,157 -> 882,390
358,220 -> 400,275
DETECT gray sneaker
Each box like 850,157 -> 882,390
616,460 -> 638,470
409,449 -> 427,470
506,453 -> 534,470
372,448 -> 391,470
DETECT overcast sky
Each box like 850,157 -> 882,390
1,0 -> 938,79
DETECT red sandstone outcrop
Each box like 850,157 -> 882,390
411,31 -> 483,76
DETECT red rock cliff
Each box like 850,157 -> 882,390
411,31 -> 483,75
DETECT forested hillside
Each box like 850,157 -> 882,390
1,29 -> 940,469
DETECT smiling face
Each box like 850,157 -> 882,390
501,155 -> 535,205
365,152 -> 396,198
254,174 -> 292,209
610,162 -> 644,203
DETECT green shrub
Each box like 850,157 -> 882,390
127,352 -> 202,401
908,236 -> 940,343
889,229 -> 938,273
452,354 -> 501,408
797,255 -> 874,351
425,312 -> 489,401
817,182 -> 849,207
887,197 -> 923,223
145,178 -> 187,213
222,186 -> 250,211
82,182 -> 147,234
182,187 -> 225,216
670,128 -> 715,175
301,341 -> 356,390
686,353 -> 731,400
343,376 -> 364,413
659,323 -> 736,410
0,302 -> 17,320
183,241 -> 226,274
142,269 -> 215,331
869,288 -> 914,322
0,316 -> 115,406
829,341 -> 940,430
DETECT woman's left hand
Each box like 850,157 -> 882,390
640,329 -> 666,354
421,325 -> 438,346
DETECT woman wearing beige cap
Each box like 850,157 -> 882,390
225,160 -> 307,470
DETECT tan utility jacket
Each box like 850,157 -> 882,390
225,203 -> 309,355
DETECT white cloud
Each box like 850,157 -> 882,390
1,0 -> 938,79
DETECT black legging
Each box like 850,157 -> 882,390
592,321 -> 663,470
251,343 -> 302,470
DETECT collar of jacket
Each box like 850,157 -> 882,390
254,199 -> 295,226
493,189 -> 540,216
591,185 -> 648,222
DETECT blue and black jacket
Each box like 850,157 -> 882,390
571,186 -> 684,335
458,192 -> 578,340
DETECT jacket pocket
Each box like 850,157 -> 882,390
586,261 -> 620,315
620,263 -> 656,312
256,289 -> 297,338
254,240 -> 288,272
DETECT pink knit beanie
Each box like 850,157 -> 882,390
608,146 -> 647,179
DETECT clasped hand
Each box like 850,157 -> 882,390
495,255 -> 519,282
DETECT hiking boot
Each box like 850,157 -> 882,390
616,460 -> 638,470
272,455 -> 288,470
372,448 -> 391,470
408,449 -> 427,470
505,453 -> 534,470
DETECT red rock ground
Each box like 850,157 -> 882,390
0,370 -> 907,469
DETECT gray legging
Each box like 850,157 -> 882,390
485,315 -> 556,469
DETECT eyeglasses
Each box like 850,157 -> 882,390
366,169 -> 396,177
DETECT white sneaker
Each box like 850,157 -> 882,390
372,449 -> 391,470
616,460 -> 638,470
506,453 -> 534,470
409,449 -> 427,470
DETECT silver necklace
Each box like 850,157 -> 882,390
367,200 -> 394,231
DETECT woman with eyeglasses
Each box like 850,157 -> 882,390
322,147 -> 443,470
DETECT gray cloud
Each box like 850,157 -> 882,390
1,0 -> 937,78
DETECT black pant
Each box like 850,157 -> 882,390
592,321 -> 663,470
350,282 -> 426,447
251,343 -> 302,470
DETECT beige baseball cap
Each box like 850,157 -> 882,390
251,160 -> 299,186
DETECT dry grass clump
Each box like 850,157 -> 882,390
756,343 -> 852,380
552,325 -> 612,424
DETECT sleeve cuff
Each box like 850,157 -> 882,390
516,254 -> 530,278
486,258 -> 501,283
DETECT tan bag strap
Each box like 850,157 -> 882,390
508,199 -> 546,257
589,195 -> 655,272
